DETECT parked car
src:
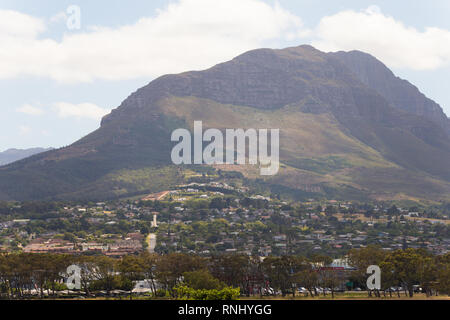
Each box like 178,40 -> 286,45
262,287 -> 275,295
413,285 -> 422,293
297,287 -> 308,294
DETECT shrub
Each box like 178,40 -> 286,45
174,285 -> 240,300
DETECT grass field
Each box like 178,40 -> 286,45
242,292 -> 450,300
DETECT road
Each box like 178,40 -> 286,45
146,233 -> 156,253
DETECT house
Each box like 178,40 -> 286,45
23,238 -> 76,254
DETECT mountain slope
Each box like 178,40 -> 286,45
0,45 -> 449,201
330,50 -> 450,136
0,148 -> 53,166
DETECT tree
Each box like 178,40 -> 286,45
182,270 -> 225,290
209,254 -> 250,293
90,256 -> 118,296
140,252 -> 159,295
46,254 -> 72,296
73,256 -> 99,296
209,198 -> 226,210
348,246 -> 386,297
261,255 -> 305,297
156,253 -> 205,296
118,255 -> 145,299
387,205 -> 400,216
434,253 -> 450,295
382,249 -> 430,297
379,260 -> 398,297
295,265 -> 318,297
319,269 -> 344,299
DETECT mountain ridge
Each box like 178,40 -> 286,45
0,147 -> 54,166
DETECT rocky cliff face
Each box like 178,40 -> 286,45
103,45 -> 359,123
330,50 -> 450,136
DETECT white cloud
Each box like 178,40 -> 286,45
0,0 -> 305,83
3,2 -> 449,84
0,10 -> 45,38
16,104 -> 44,116
53,102 -> 110,120
312,6 -> 450,70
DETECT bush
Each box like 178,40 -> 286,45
174,285 -> 240,300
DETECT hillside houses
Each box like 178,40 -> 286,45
22,233 -> 144,257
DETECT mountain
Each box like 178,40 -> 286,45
0,45 -> 449,202
0,148 -> 53,166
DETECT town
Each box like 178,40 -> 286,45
0,180 -> 448,257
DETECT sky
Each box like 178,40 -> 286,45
1,0 -> 450,151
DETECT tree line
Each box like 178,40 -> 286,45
0,247 -> 448,299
